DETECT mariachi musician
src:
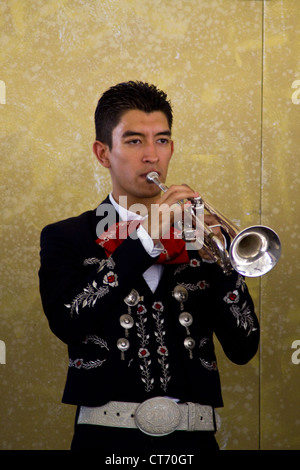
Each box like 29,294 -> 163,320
39,81 -> 261,452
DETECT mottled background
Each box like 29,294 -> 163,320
0,0 -> 299,450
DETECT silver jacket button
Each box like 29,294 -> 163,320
120,314 -> 134,329
184,337 -> 196,350
117,338 -> 130,360
117,338 -> 130,351
124,289 -> 142,306
184,337 -> 196,359
172,285 -> 188,302
179,312 -> 193,327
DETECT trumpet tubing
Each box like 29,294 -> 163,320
146,172 -> 281,277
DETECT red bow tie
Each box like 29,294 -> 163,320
95,220 -> 189,264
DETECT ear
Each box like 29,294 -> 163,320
93,140 -> 111,168
170,139 -> 174,156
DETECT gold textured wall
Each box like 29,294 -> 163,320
1,0 -> 299,450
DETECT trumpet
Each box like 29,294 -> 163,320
146,171 -> 281,277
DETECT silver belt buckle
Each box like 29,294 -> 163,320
135,397 -> 181,436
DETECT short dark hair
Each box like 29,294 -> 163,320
94,81 -> 173,149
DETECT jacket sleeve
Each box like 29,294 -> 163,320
39,219 -> 156,345
209,264 -> 260,365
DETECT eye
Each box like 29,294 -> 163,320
157,138 -> 170,144
126,138 -> 141,145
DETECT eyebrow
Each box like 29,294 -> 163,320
122,130 -> 172,139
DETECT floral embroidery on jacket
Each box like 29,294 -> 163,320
223,289 -> 239,304
135,304 -> 154,392
152,301 -> 171,392
133,301 -> 171,393
69,358 -> 106,369
103,271 -> 118,287
65,281 -> 109,316
179,280 -> 209,291
83,256 -> 115,272
235,274 -> 246,290
199,337 -> 218,371
223,288 -> 256,335
199,358 -> 218,371
230,301 -> 257,336
174,258 -> 201,275
82,335 -> 109,350
65,258 -> 118,316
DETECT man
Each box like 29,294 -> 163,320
39,81 -> 259,452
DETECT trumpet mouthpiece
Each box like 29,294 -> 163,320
146,171 -> 159,183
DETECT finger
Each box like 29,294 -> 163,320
204,214 -> 223,236
158,184 -> 199,206
198,246 -> 215,261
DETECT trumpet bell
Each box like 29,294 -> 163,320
229,226 -> 281,277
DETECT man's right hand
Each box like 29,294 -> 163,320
142,184 -> 199,243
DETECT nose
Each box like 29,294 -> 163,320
142,142 -> 159,163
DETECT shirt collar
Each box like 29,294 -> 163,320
109,192 -> 143,221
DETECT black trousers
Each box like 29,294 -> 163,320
71,422 -> 219,453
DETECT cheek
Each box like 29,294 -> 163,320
111,160 -> 137,183
161,154 -> 172,171
110,153 -> 129,172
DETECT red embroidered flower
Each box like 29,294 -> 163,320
190,259 -> 200,267
157,346 -> 168,356
137,304 -> 146,314
152,301 -> 164,311
223,290 -> 239,304
198,280 -> 209,289
103,271 -> 118,287
138,348 -> 150,358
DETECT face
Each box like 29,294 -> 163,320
94,109 -> 174,208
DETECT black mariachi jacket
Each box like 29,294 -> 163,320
39,196 -> 259,409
